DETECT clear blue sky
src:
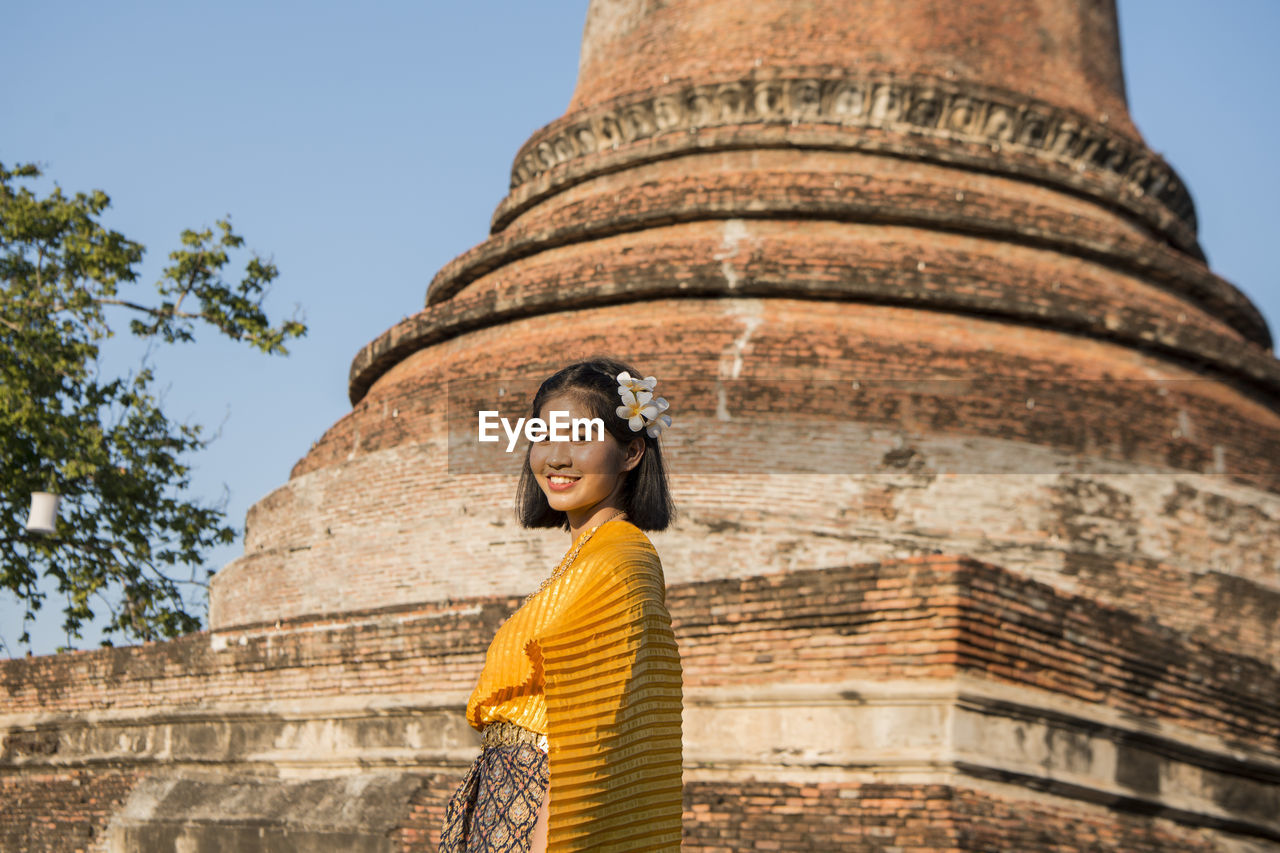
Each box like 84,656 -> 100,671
3,1 -> 1277,655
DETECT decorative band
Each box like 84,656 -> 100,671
482,720 -> 549,754
507,70 -> 1195,243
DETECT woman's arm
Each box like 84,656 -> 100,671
533,533 -> 683,848
529,785 -> 549,853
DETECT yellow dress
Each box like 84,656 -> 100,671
465,518 -> 684,851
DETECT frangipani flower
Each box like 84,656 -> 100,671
616,371 -> 657,398
617,388 -> 663,432
645,411 -> 672,438
614,371 -> 672,437
645,397 -> 672,436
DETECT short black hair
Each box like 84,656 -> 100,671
516,355 -> 675,531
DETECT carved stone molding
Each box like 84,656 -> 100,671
682,678 -> 1280,840
8,680 -> 1279,841
506,71 -> 1197,248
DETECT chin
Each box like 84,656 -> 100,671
539,493 -> 575,514
539,482 -> 604,516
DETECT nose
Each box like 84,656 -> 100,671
545,437 -> 572,467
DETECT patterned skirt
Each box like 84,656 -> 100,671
438,737 -> 550,852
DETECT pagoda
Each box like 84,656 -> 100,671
4,1 -> 1278,849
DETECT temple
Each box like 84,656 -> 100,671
4,1 -> 1279,849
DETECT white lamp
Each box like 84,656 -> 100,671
25,492 -> 60,535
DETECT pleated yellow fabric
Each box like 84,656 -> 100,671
465,518 -> 684,852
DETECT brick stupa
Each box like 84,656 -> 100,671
5,1 -> 1279,850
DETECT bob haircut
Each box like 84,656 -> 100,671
516,355 -> 675,531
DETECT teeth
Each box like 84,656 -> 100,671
549,475 -> 578,484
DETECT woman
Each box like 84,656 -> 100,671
439,357 -> 684,852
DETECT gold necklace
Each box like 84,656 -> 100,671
523,509 -> 627,604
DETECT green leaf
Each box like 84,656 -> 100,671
0,161 -> 307,652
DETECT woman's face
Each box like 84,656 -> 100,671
528,392 -> 642,529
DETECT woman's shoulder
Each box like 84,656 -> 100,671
588,518 -> 658,559
574,519 -> 662,582
577,519 -> 668,601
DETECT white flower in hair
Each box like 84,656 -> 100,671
645,401 -> 672,438
616,371 -> 657,398
615,370 -> 672,437
617,388 -> 662,432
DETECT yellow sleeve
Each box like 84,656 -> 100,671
525,531 -> 684,852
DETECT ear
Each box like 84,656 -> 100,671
621,435 -> 645,472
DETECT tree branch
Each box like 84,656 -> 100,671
90,297 -> 203,320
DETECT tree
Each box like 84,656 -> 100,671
0,161 -> 306,651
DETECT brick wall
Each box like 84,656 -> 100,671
567,0 -> 1134,138
0,768 -> 139,853
15,556 -> 1279,743
5,555 -> 1278,849
679,781 -> 1238,852
215,293 -> 1280,629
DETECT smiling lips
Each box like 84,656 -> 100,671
546,474 -> 580,491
